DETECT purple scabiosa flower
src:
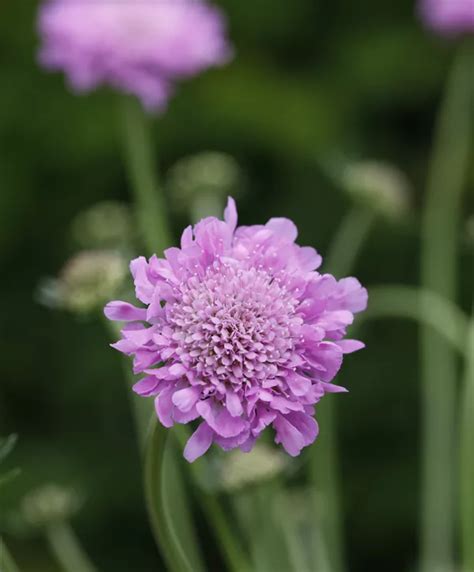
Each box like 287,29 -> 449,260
418,0 -> 474,36
105,199 -> 368,462
38,0 -> 232,111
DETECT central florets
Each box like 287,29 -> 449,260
168,262 -> 301,392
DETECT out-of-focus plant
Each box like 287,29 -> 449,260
0,435 -> 20,491
71,201 -> 135,251
21,484 -> 97,572
166,151 -> 244,221
0,435 -> 20,572
38,250 -> 128,315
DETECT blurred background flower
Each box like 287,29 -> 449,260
418,0 -> 474,36
38,0 -> 232,111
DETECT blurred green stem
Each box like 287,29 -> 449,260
119,96 -> 172,256
419,41 -> 473,572
173,426 -> 251,572
0,541 -> 20,572
310,206 -> 376,572
460,314 -> 474,571
362,285 -> 469,355
46,522 -> 97,572
145,420 -> 194,572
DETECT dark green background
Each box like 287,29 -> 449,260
1,1 -> 472,571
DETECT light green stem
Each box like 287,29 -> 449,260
173,425 -> 250,572
325,208 -> 376,278
119,96 -> 172,256
460,315 -> 474,570
419,41 -> 473,572
362,285 -> 469,355
46,522 -> 98,572
0,540 -> 20,572
310,206 -> 376,572
145,420 -> 194,572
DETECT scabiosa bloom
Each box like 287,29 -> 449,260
418,0 -> 474,36
105,199 -> 367,462
38,0 -> 232,111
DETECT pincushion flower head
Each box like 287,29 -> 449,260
105,199 -> 368,462
418,0 -> 474,36
38,0 -> 232,111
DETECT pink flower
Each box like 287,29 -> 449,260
418,0 -> 474,36
38,0 -> 232,111
105,199 -> 368,462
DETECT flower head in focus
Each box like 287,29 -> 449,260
105,198 -> 368,461
38,0 -> 232,111
418,0 -> 474,36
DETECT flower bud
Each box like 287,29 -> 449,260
71,201 -> 134,249
21,484 -> 82,528
342,160 -> 411,220
218,443 -> 287,491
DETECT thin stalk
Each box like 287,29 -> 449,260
460,315 -> 474,570
173,425 -> 251,572
0,540 -> 20,572
325,208 -> 376,278
119,96 -> 172,256
145,420 -> 194,572
361,285 -> 469,355
310,206 -> 376,572
46,522 -> 98,572
419,42 -> 473,572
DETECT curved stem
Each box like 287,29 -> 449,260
0,540 -> 20,572
310,206 -> 376,572
46,522 -> 98,572
173,425 -> 250,572
361,285 -> 469,355
419,41 -> 473,572
460,315 -> 474,571
145,420 -> 194,572
119,96 -> 173,256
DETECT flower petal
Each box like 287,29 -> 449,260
184,422 -> 214,463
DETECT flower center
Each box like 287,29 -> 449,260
168,262 -> 301,393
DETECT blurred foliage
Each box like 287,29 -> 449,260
0,1 -> 472,572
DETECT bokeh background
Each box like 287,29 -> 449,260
1,1 -> 472,571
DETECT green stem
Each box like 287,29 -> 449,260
0,540 -> 20,572
173,425 -> 250,572
145,420 -> 194,572
325,207 -> 376,277
460,315 -> 474,570
310,206 -> 376,572
361,285 -> 469,355
419,41 -> 473,572
119,96 -> 172,256
46,522 -> 98,572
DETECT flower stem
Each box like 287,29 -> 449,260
145,420 -> 195,572
172,425 -> 251,572
361,285 -> 469,355
46,522 -> 98,572
460,314 -> 474,571
419,41 -> 473,572
119,96 -> 173,256
0,540 -> 20,572
310,206 -> 376,572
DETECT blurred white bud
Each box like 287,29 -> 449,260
38,250 -> 127,314
218,443 -> 287,492
21,484 -> 82,528
166,152 -> 243,220
71,201 -> 134,249
342,160 -> 411,220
